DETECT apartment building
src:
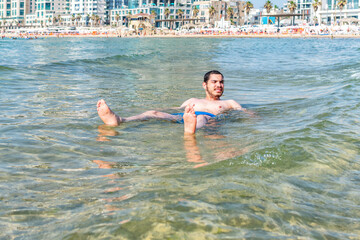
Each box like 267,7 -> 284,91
319,0 -> 360,24
193,0 -> 245,26
71,0 -> 108,25
0,0 -> 33,26
24,0 -> 71,26
110,0 -> 193,29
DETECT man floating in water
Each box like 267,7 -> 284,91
97,70 -> 251,134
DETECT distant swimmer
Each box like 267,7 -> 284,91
97,70 -> 252,134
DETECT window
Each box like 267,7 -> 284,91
20,2 -> 24,8
20,9 -> 24,15
327,0 -> 332,9
354,0 -> 359,8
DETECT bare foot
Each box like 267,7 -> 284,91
97,99 -> 122,126
93,160 -> 115,169
184,104 -> 197,134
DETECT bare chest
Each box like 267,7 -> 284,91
190,100 -> 231,115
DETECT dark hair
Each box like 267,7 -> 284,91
204,70 -> 224,83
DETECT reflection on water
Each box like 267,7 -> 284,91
0,38 -> 360,239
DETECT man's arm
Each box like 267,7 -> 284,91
180,98 -> 196,108
229,100 -> 255,116
163,98 -> 195,111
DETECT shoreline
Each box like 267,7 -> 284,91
2,33 -> 360,39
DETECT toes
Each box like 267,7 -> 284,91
97,99 -> 106,108
185,104 -> 195,114
190,105 -> 195,114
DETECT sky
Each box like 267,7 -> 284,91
251,0 -> 287,9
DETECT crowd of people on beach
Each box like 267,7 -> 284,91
1,24 -> 360,39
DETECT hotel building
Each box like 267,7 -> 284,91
71,0 -> 109,25
24,0 -> 71,27
318,0 -> 359,24
1,0 -> 250,28
109,0 -> 246,29
192,0 -> 246,26
0,0 -> 35,26
109,0 -> 193,29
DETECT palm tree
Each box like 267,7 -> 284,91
170,15 -> 174,29
177,9 -> 184,28
71,14 -> 76,26
226,7 -> 234,22
57,15 -> 62,26
151,10 -> 157,27
115,13 -> 120,26
245,1 -> 254,25
164,8 -> 171,28
151,10 -> 157,19
312,0 -> 321,25
164,8 -> 171,19
193,6 -> 199,24
52,16 -> 57,25
288,1 -> 297,13
90,14 -> 96,27
208,6 -> 216,26
288,1 -> 297,26
126,14 -> 132,27
263,0 -> 272,25
86,14 -> 90,27
95,15 -> 100,26
76,14 -> 81,26
337,0 -> 347,21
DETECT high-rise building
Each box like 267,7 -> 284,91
24,0 -> 71,27
110,0 -> 193,29
71,0 -> 111,26
0,0 -> 30,26
193,0 -> 245,26
318,0 -> 360,24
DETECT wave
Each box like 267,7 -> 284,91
32,52 -> 159,69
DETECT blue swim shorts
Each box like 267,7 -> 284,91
171,111 -> 216,123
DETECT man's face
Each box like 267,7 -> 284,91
203,74 -> 224,100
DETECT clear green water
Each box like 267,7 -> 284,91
0,37 -> 359,239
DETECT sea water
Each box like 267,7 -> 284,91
0,37 -> 359,239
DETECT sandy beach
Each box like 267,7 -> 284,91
2,31 -> 360,39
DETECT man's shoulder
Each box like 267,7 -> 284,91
219,99 -> 242,109
180,98 -> 201,107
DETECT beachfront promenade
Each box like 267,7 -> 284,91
2,25 -> 360,39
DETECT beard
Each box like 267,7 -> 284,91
206,85 -> 223,99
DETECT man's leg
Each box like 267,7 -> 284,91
183,104 -> 197,134
97,99 -> 178,126
183,105 -> 211,134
